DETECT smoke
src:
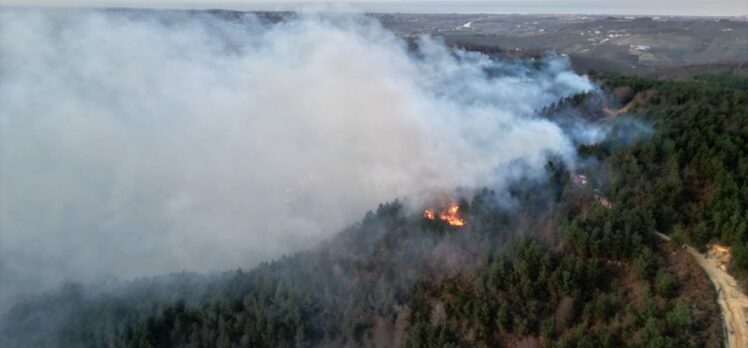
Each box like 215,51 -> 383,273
0,8 -> 594,305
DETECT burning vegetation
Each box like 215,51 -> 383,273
424,204 -> 465,226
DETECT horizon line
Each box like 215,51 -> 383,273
1,1 -> 747,18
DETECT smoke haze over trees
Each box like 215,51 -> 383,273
1,6 -> 744,348
0,9 -> 593,307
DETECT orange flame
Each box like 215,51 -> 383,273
424,204 -> 465,226
424,210 -> 436,219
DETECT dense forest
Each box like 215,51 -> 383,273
2,72 -> 745,347
587,73 -> 748,279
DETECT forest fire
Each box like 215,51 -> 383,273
424,204 -> 465,226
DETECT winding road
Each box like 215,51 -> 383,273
594,96 -> 745,346
656,232 -> 748,348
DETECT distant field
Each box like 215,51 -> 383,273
376,13 -> 748,76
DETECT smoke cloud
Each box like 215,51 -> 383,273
0,8 -> 593,304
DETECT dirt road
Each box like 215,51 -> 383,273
601,93 -> 642,118
656,232 -> 748,348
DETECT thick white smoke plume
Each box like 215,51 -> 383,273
0,9 -> 593,303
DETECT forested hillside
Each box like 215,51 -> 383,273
3,73 -> 744,347
588,73 -> 748,281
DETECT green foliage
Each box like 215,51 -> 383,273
666,302 -> 692,335
1,73 -> 732,348
632,248 -> 658,280
668,226 -> 686,248
406,321 -> 458,348
655,270 -> 677,298
601,74 -> 748,262
734,242 -> 748,271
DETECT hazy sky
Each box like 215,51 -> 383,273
1,1 -> 747,17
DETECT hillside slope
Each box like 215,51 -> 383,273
2,74 -> 744,348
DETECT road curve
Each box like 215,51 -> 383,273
656,232 -> 748,348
